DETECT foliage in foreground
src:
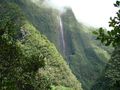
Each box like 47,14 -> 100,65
0,2 -> 45,89
92,1 -> 120,90
93,1 -> 120,47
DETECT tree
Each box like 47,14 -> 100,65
0,2 -> 45,90
92,1 -> 120,90
93,1 -> 120,47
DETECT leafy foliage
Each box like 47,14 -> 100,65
0,1 -> 82,90
91,46 -> 120,90
0,2 -> 24,43
14,0 -> 61,52
104,46 -> 120,89
93,1 -> 120,47
51,85 -> 73,90
0,2 -> 45,90
91,1 -> 120,90
23,23 -> 82,90
6,0 -> 111,90
16,1 -> 110,89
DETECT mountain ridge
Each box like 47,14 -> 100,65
3,0 -> 112,90
0,1 -> 83,90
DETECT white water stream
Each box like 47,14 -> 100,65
59,16 -> 66,54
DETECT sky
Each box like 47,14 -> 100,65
50,0 -> 117,29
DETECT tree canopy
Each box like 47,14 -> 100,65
91,1 -> 120,90
0,2 -> 45,90
93,1 -> 120,47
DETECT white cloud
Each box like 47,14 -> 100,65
50,0 -> 117,29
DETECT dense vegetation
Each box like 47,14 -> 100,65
94,1 -> 120,47
8,0 -> 112,90
91,47 -> 120,90
61,9 -> 111,90
0,2 -> 43,89
11,0 -> 62,53
1,0 -> 117,90
0,1 -> 82,90
92,1 -> 120,90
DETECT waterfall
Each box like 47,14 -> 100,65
58,16 -> 66,54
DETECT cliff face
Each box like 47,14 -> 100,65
0,1 -> 82,90
61,9 -> 111,90
8,0 -> 112,90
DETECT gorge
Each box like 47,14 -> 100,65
0,0 -> 113,90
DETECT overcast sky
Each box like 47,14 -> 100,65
50,0 -> 117,29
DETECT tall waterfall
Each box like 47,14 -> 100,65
58,16 -> 66,54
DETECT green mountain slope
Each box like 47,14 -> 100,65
0,1 -> 82,90
7,0 -> 112,90
61,9 -> 111,90
91,46 -> 120,90
10,0 -> 62,53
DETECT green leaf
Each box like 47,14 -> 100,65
107,31 -> 111,36
105,41 -> 111,46
92,31 -> 98,35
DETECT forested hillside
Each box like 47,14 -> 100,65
1,0 -> 117,90
91,46 -> 120,90
61,9 -> 112,90
5,0 -> 112,90
0,1 -> 82,90
91,1 -> 120,90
